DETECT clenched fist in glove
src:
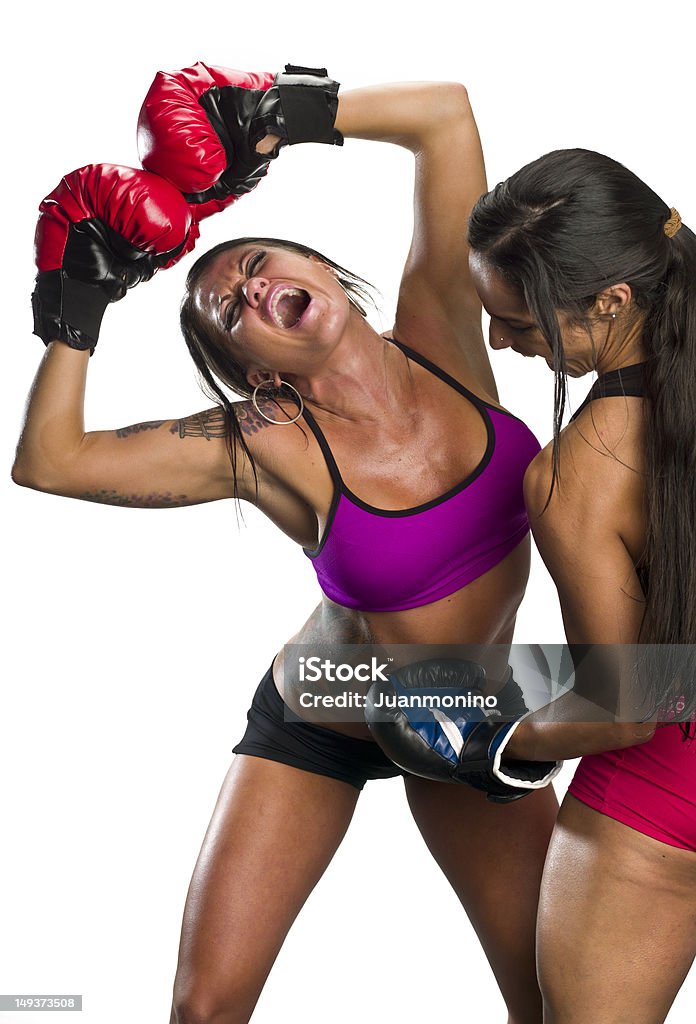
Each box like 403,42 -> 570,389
32,164 -> 197,352
365,658 -> 562,803
137,62 -> 342,221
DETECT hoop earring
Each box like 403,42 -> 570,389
252,379 -> 305,425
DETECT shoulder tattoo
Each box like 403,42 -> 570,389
233,398 -> 294,436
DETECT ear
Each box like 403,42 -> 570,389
246,367 -> 282,389
308,253 -> 339,277
594,284 -> 633,317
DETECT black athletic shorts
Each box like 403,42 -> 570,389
232,663 -> 529,791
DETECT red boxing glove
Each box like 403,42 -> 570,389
32,164 -> 198,352
137,63 -> 276,222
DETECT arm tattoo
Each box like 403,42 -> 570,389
115,420 -> 166,439
78,489 -> 189,508
170,407 -> 227,440
169,400 -> 297,440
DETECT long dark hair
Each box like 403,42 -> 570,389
180,237 -> 376,498
468,149 -> 696,725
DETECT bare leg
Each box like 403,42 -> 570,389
405,776 -> 559,1024
169,755 -> 360,1024
538,795 -> 696,1024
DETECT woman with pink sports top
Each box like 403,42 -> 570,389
468,150 -> 696,1023
15,66 -> 558,1024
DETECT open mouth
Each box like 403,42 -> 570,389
266,286 -> 312,329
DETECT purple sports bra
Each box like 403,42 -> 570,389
302,339 -> 540,612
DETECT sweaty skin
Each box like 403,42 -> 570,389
14,83 -> 557,1024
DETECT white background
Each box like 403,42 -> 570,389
2,1 -> 695,1021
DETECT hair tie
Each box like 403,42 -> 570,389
664,208 -> 682,238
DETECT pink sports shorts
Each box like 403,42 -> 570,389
568,724 -> 696,852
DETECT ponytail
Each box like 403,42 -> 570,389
639,226 -> 696,727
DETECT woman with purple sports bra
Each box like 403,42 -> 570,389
15,69 -> 557,1023
468,151 -> 696,1022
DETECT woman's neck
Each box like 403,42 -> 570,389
594,314 -> 647,376
288,324 -> 417,423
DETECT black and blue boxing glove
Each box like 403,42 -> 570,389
364,658 -> 561,803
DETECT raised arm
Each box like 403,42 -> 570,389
139,64 -> 490,387
12,344 -> 244,508
334,82 -> 491,387
13,162 -> 251,509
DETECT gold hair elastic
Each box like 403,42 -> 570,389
664,208 -> 682,238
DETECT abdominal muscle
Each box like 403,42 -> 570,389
273,535 -> 530,739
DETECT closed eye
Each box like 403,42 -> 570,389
223,250 -> 267,330
247,250 -> 266,277
224,299 -> 240,330
501,319 -> 536,333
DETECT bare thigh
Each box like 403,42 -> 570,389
538,794 -> 696,1024
170,755 -> 360,1024
405,776 -> 559,1024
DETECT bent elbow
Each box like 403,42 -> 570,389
11,458 -> 37,489
438,82 -> 472,119
636,720 -> 657,743
614,720 -> 657,748
451,81 -> 470,105
11,455 -> 62,494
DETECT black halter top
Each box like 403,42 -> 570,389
571,362 -> 648,591
571,363 -> 646,422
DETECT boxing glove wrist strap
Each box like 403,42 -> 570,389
32,272 -> 110,351
251,64 -> 343,151
483,714 -> 563,791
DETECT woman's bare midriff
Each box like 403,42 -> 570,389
273,535 -> 530,739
